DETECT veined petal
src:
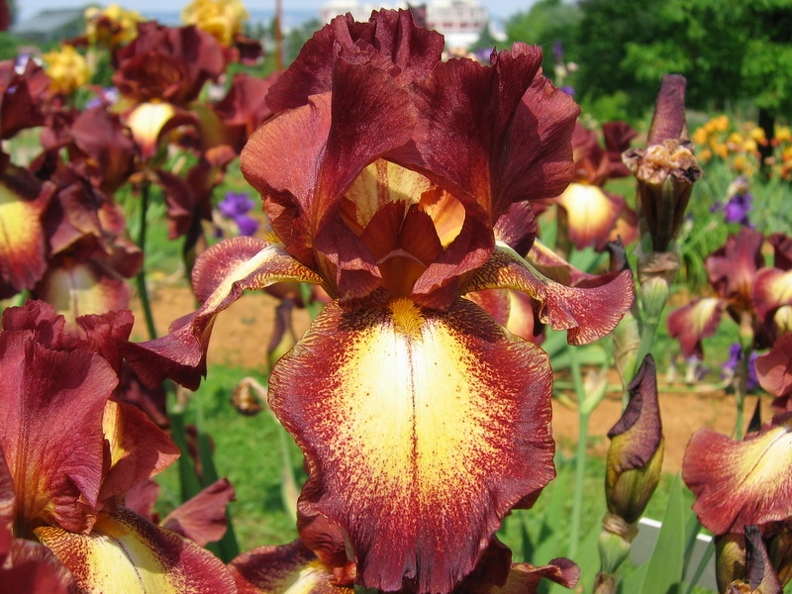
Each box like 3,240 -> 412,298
125,237 -> 325,389
555,184 -> 624,251
229,539 -> 353,594
0,331 -> 117,535
463,243 -> 634,345
666,297 -> 726,359
270,298 -> 555,593
706,227 -> 764,301
36,509 -> 236,594
682,414 -> 792,535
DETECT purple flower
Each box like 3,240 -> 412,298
559,86 -> 575,96
722,343 -> 759,391
722,192 -> 753,225
235,214 -> 259,237
712,176 -> 753,226
217,191 -> 259,236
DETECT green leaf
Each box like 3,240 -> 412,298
637,473 -> 687,594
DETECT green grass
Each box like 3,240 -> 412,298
153,365 -> 302,551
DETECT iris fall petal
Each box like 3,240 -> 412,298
269,298 -> 555,593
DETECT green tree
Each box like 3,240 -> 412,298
576,0 -> 792,127
505,0 -> 582,81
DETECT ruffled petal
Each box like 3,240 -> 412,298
463,244 -> 634,345
36,509 -> 236,594
270,298 -> 555,593
0,329 -> 117,535
125,237 -> 324,389
682,413 -> 792,535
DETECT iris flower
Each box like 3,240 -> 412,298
128,10 -> 633,593
0,302 -> 236,592
667,227 -> 792,359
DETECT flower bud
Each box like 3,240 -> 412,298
605,356 -> 664,524
623,75 -> 701,252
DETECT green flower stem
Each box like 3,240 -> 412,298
734,346 -> 749,441
135,180 -> 158,340
568,346 -> 590,560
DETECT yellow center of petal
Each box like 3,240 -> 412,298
388,298 -> 424,339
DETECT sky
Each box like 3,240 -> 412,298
17,0 -> 537,24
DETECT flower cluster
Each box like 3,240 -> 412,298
692,115 -> 792,179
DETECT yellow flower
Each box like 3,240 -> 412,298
181,0 -> 248,46
775,125 -> 791,144
691,126 -> 709,145
85,4 -> 145,48
749,126 -> 767,144
712,114 -> 730,132
42,45 -> 90,95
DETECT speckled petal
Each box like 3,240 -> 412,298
229,539 -> 354,594
270,298 -> 555,593
36,509 -> 236,594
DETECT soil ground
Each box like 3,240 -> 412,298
131,283 -> 767,475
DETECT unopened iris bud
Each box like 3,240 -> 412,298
623,75 -> 701,253
605,355 -> 664,525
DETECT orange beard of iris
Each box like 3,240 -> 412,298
339,159 -> 465,299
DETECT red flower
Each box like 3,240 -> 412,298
128,10 -> 633,592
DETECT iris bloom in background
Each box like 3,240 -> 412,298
552,120 -> 638,251
128,10 -> 633,593
667,227 -> 792,359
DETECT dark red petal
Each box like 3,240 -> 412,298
125,237 -> 324,389
705,227 -> 765,301
666,298 -> 726,359
99,400 -> 180,504
756,334 -> 792,399
230,538 -> 353,594
265,10 -> 443,113
161,477 -> 235,546
682,414 -> 792,535
464,246 -> 634,345
0,329 -> 117,534
270,298 -> 555,593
